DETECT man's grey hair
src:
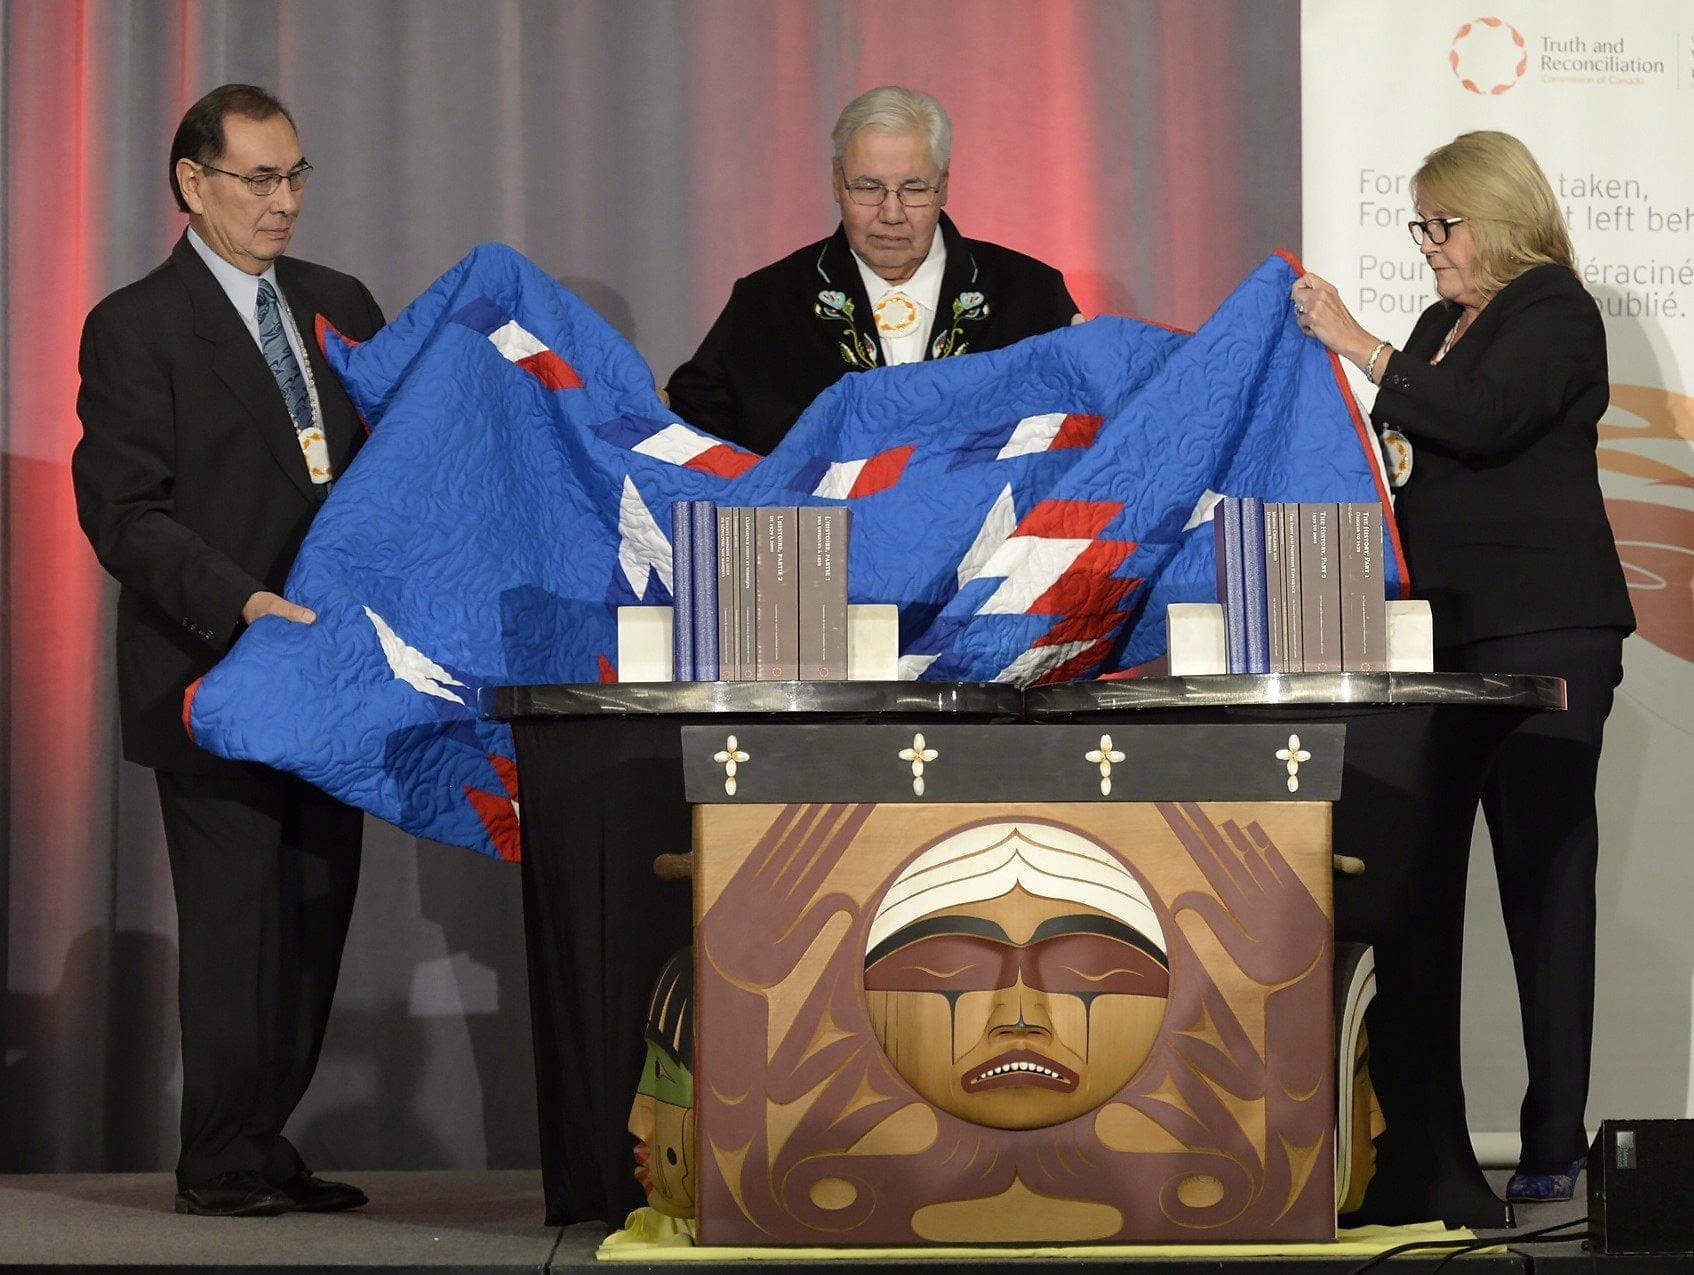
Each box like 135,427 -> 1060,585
831,85 -> 952,170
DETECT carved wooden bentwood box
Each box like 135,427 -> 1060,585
680,722 -> 1346,1245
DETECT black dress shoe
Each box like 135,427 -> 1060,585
174,1171 -> 294,1217
276,1171 -> 368,1212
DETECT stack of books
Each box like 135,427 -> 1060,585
1213,497 -> 1387,674
670,502 -> 851,682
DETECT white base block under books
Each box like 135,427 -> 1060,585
846,604 -> 899,681
617,605 -> 675,683
1166,603 -> 1228,676
1386,599 -> 1434,673
616,604 -> 900,682
1165,600 -> 1434,675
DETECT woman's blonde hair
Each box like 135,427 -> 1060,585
1412,130 -> 1575,299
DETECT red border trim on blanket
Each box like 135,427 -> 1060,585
316,314 -> 375,436
182,677 -> 202,744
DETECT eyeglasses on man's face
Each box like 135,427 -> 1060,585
841,178 -> 942,208
1408,216 -> 1466,246
198,159 -> 314,197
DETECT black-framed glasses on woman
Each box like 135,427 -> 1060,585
1408,216 -> 1466,246
197,159 -> 314,197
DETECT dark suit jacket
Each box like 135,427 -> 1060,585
73,233 -> 385,773
1372,262 -> 1634,647
665,212 -> 1078,454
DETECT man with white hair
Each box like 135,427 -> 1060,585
665,85 -> 1080,453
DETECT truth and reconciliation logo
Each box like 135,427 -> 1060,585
1449,17 -> 1528,95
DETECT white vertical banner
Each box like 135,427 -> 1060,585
1302,3 -> 1694,1148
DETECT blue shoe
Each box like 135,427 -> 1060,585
1506,1155 -> 1586,1203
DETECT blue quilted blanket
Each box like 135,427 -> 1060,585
187,243 -> 1400,859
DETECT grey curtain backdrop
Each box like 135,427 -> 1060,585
2,0 -> 1313,1173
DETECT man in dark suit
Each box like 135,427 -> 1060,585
665,85 -> 1080,454
72,84 -> 384,1217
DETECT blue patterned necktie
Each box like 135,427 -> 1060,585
255,279 -> 312,432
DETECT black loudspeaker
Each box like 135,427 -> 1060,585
1589,1119 -> 1694,1254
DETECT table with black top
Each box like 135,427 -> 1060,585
1024,672 -> 1565,1231
479,681 -> 1022,1228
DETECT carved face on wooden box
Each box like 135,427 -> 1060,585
628,948 -> 697,1218
862,822 -> 1170,1129
692,799 -> 1338,1245
1339,1023 -> 1386,1214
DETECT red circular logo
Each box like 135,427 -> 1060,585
1449,17 -> 1527,95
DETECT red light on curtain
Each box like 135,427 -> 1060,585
6,3 -> 107,872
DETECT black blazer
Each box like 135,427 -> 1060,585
73,234 -> 385,773
1372,263 -> 1634,647
665,212 -> 1079,454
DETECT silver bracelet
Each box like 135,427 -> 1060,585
1364,340 -> 1389,384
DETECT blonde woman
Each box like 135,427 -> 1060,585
1293,131 -> 1634,1204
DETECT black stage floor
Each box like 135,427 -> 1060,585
0,1169 -> 1680,1273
